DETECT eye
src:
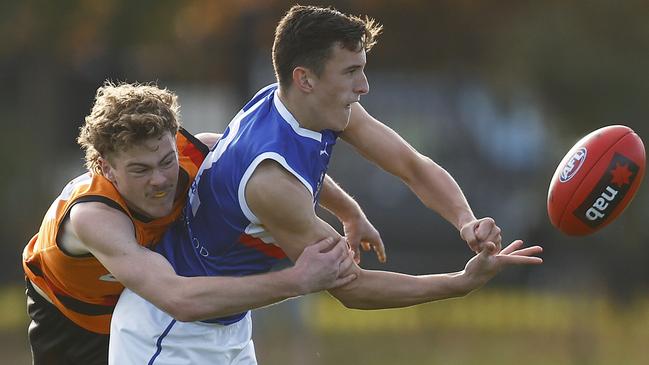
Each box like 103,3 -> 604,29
130,168 -> 148,175
161,158 -> 175,167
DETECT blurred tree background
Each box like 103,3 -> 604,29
1,0 -> 648,364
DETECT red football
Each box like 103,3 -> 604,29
547,125 -> 646,236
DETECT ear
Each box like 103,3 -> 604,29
292,67 -> 315,93
99,157 -> 116,183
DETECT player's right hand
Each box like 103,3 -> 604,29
294,237 -> 357,294
460,217 -> 502,253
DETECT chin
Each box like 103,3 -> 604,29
143,204 -> 174,219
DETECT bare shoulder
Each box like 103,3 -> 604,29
69,201 -> 129,228
67,202 -> 135,253
194,132 -> 222,149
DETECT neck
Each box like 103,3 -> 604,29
277,86 -> 323,132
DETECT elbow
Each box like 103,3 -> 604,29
331,289 -> 372,310
339,299 -> 369,310
171,310 -> 200,323
159,296 -> 202,322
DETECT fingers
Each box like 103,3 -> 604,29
474,217 -> 495,241
352,246 -> 361,264
508,245 -> 543,257
329,273 -> 357,289
330,248 -> 358,289
498,256 -> 543,265
476,218 -> 502,250
369,237 -> 386,263
357,236 -> 386,264
338,248 -> 356,275
500,239 -> 524,255
498,241 -> 543,265
346,231 -> 362,264
309,236 -> 337,253
479,241 -> 497,256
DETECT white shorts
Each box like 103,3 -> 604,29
109,288 -> 257,365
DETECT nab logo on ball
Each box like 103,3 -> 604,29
560,147 -> 587,183
547,125 -> 645,235
573,153 -> 640,228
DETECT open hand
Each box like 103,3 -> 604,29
463,240 -> 543,291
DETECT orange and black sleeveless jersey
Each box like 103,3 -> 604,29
22,128 -> 209,334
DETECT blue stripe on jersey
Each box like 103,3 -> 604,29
155,84 -> 338,325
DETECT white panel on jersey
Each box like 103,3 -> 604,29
188,95 -> 268,217
272,91 -> 322,142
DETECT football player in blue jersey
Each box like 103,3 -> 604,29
109,6 -> 543,365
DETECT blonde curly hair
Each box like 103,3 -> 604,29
77,81 -> 181,174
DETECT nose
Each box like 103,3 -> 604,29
355,72 -> 369,95
149,168 -> 168,187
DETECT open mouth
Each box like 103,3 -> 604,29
152,191 -> 168,199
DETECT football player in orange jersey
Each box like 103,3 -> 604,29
23,81 -> 379,365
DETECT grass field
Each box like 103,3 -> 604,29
4,285 -> 649,364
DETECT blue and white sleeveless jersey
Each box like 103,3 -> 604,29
155,84 -> 338,324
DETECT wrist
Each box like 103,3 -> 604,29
334,200 -> 364,223
279,266 -> 308,297
456,269 -> 484,296
456,211 -> 476,232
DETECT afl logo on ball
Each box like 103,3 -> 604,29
560,147 -> 587,183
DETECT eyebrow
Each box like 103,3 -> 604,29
126,151 -> 175,169
343,64 -> 364,72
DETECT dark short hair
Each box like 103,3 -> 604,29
272,5 -> 382,89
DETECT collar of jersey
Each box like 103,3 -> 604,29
272,90 -> 323,142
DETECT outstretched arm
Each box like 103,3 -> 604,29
245,160 -> 542,310
67,202 -> 356,322
341,103 -> 501,253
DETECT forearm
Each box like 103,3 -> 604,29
329,268 -> 472,309
318,175 -> 363,221
404,156 -> 475,231
344,104 -> 476,231
167,268 -> 304,322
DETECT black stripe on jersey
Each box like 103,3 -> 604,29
179,127 -> 210,157
54,292 -> 115,316
55,196 -> 130,256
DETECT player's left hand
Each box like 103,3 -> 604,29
460,217 -> 502,253
463,239 -> 543,290
343,213 -> 386,264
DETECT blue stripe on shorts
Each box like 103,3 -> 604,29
147,319 -> 177,365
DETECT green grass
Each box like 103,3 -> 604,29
0,284 -> 28,330
253,289 -> 649,365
